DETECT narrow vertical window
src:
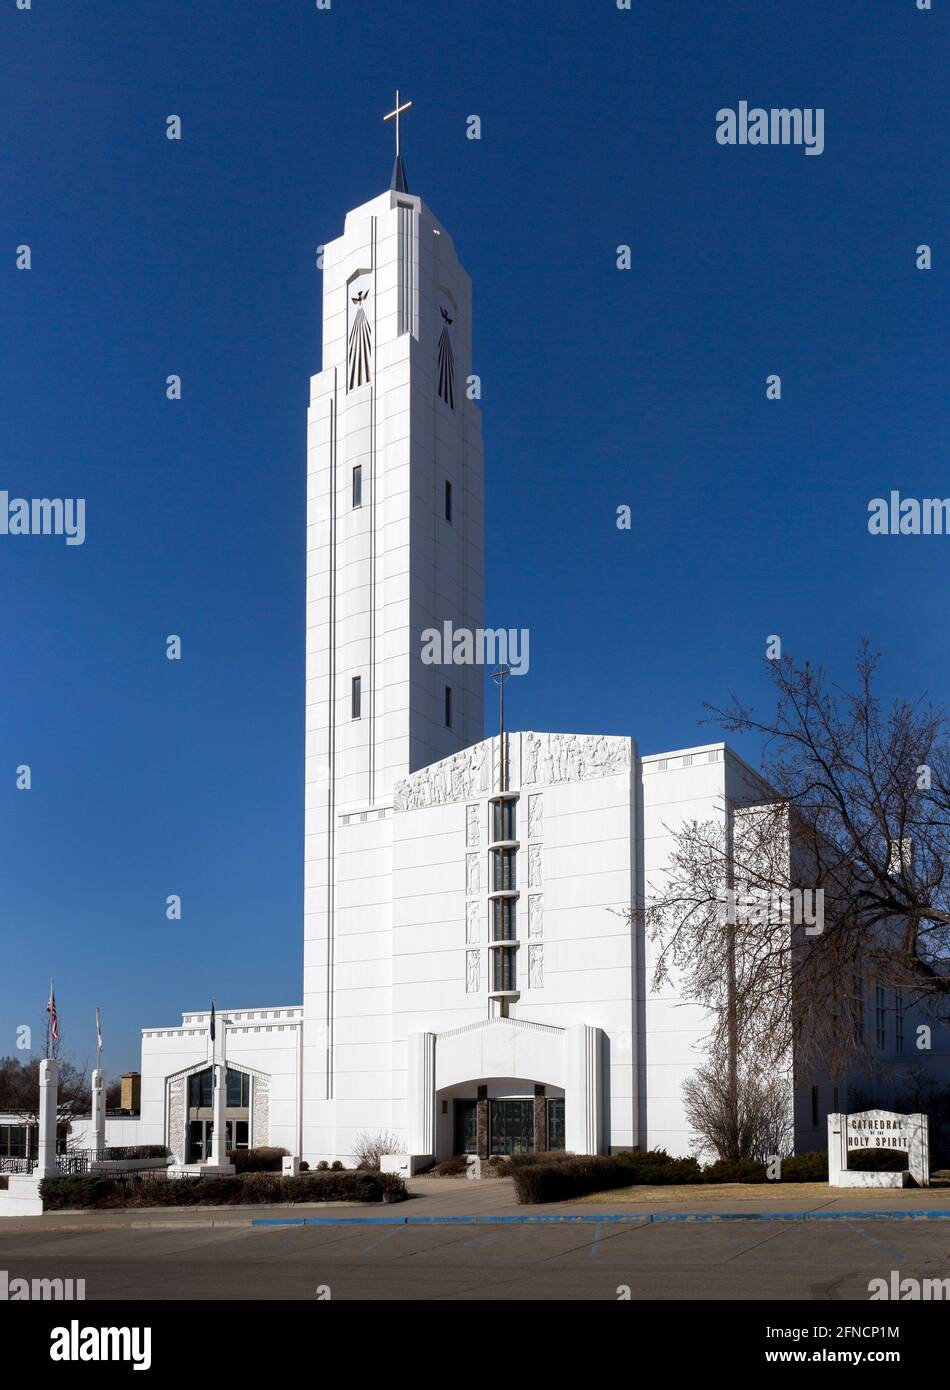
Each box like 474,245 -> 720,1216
895,989 -> 904,1054
351,675 -> 361,720
810,1085 -> 819,1128
352,465 -> 362,508
444,479 -> 452,523
875,984 -> 886,1049
444,684 -> 453,728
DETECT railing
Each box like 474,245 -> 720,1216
57,1151 -> 90,1175
0,1156 -> 36,1174
90,1145 -> 169,1163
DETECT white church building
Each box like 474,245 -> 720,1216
86,139 -> 944,1171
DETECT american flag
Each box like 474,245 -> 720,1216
47,980 -> 60,1043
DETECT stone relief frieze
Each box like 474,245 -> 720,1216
522,732 -> 629,787
393,741 -> 490,812
393,731 -> 629,811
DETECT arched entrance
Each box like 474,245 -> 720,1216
407,1019 -> 601,1161
438,1078 -> 566,1158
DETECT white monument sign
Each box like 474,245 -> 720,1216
827,1110 -> 929,1188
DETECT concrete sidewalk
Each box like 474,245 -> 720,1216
1,1176 -> 949,1232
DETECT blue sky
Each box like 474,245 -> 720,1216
1,0 -> 947,1074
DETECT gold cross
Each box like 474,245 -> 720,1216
383,89 -> 413,158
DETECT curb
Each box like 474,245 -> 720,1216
250,1209 -> 950,1227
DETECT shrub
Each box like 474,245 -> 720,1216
614,1149 -> 704,1184
39,1170 -> 406,1209
299,1161 -> 310,1172
316,1160 -> 329,1171
512,1157 -> 643,1204
331,1160 -> 344,1171
847,1148 -> 907,1172
41,1175 -> 124,1210
701,1157 -> 769,1185
230,1146 -> 288,1175
351,1131 -> 401,1171
432,1154 -> 470,1176
101,1145 -> 169,1162
780,1152 -> 828,1182
503,1151 -> 577,1170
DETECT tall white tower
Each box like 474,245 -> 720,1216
303,131 -> 485,1146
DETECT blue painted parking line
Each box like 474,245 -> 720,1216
250,1208 -> 950,1228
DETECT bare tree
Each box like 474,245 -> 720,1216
351,1131 -> 401,1171
0,1054 -> 90,1138
683,1053 -> 794,1162
637,644 -> 950,1149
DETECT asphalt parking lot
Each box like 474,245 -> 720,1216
1,1215 -> 948,1301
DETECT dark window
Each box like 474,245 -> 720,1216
352,465 -> 362,508
444,684 -> 453,728
492,945 -> 517,993
188,1070 -> 214,1109
187,1067 -> 249,1111
492,848 -> 516,891
875,984 -> 886,1050
454,1099 -> 477,1155
0,1124 -> 28,1158
492,799 -> 516,841
492,898 -> 516,941
351,675 -> 361,720
489,1099 -> 534,1156
547,1098 -> 566,1152
444,479 -> 453,523
226,1069 -> 250,1108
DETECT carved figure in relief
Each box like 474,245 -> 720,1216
466,950 -> 480,993
466,853 -> 480,895
524,733 -> 540,785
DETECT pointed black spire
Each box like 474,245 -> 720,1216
390,153 -> 409,193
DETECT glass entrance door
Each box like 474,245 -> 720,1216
489,1099 -> 535,1155
547,1098 -> 565,1151
454,1100 -> 478,1154
188,1119 -> 212,1162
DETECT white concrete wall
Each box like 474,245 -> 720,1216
638,745 -> 731,1156
303,186 -> 484,1157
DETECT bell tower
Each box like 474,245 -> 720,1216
303,105 -> 485,1122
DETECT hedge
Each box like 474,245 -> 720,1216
40,1169 -> 406,1210
510,1147 -> 911,1203
230,1146 -> 289,1175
